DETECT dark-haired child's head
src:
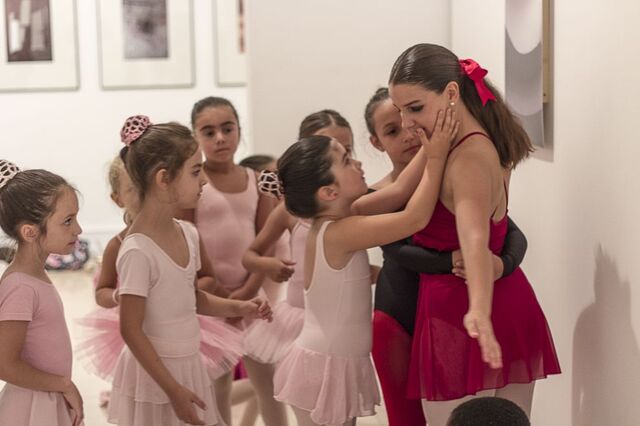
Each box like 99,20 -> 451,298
119,118 -> 205,210
299,109 -> 354,157
0,162 -> 81,255
364,87 -> 421,169
191,96 -> 241,165
447,397 -> 530,426
277,136 -> 366,218
240,154 -> 276,172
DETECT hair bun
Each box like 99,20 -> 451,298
257,170 -> 284,199
120,115 -> 152,146
0,160 -> 20,190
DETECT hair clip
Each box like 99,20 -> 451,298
0,160 -> 20,190
120,115 -> 152,146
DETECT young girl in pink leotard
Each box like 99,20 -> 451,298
272,108 -> 458,426
0,160 -> 85,426
107,115 -> 272,426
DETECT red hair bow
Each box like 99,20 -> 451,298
459,59 -> 496,106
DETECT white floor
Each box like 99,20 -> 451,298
12,270 -> 389,426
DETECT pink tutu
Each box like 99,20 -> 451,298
75,310 -> 243,382
0,384 -> 80,426
243,301 -> 304,364
108,349 -> 225,426
198,316 -> 244,379
274,345 -> 380,426
76,307 -> 124,380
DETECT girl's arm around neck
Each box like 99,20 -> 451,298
326,154 -> 447,256
328,109 -> 458,257
351,148 -> 427,216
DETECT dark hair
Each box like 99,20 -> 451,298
0,168 -> 72,241
299,109 -> 352,139
0,246 -> 15,263
239,154 -> 275,171
447,397 -> 530,426
389,43 -> 533,169
191,96 -> 241,136
277,136 -> 335,218
120,123 -> 198,201
364,87 -> 391,137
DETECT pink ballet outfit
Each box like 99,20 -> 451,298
75,264 -> 124,380
274,221 -> 380,425
76,248 -> 242,382
408,133 -> 561,401
107,220 -> 225,426
244,220 -> 309,364
196,168 -> 259,293
0,272 -> 77,425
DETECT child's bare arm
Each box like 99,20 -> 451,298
330,110 -> 458,255
95,236 -> 121,308
243,203 -> 296,282
196,290 -> 272,322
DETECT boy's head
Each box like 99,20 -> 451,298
447,397 -> 530,426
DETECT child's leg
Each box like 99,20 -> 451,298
421,390 -> 494,426
214,371 -> 233,425
371,311 -> 426,426
243,356 -> 289,426
237,395 -> 259,426
292,406 -> 320,426
494,382 -> 535,417
230,378 -> 259,426
291,407 -> 357,426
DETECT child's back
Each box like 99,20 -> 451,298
274,220 -> 379,425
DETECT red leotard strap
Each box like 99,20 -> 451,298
449,131 -> 490,153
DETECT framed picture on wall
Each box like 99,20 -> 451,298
214,0 -> 245,86
0,0 -> 78,92
505,0 -> 548,148
97,0 -> 194,89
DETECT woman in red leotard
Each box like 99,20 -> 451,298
361,87 -> 529,426
360,44 -> 560,425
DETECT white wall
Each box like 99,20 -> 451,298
0,0 -> 248,251
453,1 -> 640,425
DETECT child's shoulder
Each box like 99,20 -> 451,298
0,272 -> 42,298
117,231 -> 156,260
271,203 -> 297,231
104,231 -> 126,254
175,219 -> 202,252
175,218 -> 199,237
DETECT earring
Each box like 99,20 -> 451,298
449,101 -> 455,107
